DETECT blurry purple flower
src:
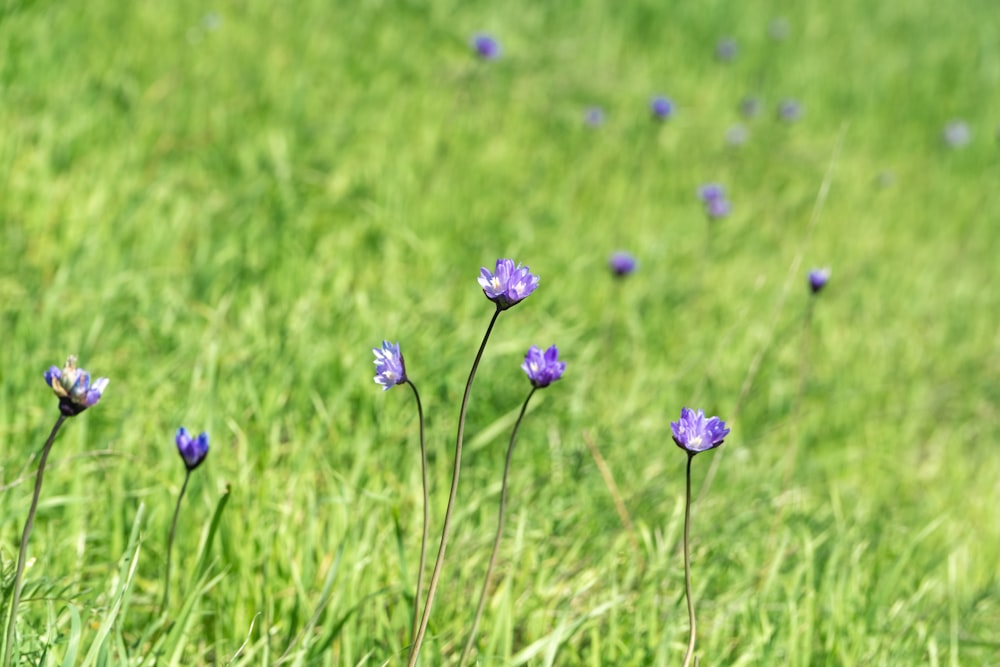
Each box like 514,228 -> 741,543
478,258 -> 540,310
725,124 -> 750,146
715,37 -> 738,62
650,96 -> 674,121
176,427 -> 210,471
471,33 -> 501,60
699,184 -> 731,219
584,107 -> 606,127
698,184 -> 725,203
778,99 -> 803,122
521,345 -> 566,389
740,96 -> 761,119
808,268 -> 831,294
44,355 -> 109,416
943,120 -> 971,148
609,251 -> 637,277
671,407 -> 730,455
373,340 -> 407,390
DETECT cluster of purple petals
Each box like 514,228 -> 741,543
373,340 -> 408,390
478,258 -> 540,310
44,356 -> 109,416
671,407 -> 730,454
521,345 -> 566,388
808,268 -> 831,294
698,184 -> 732,219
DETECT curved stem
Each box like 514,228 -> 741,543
459,387 -> 536,666
408,308 -> 502,665
405,380 -> 429,646
162,469 -> 192,613
682,453 -> 697,667
4,413 -> 68,667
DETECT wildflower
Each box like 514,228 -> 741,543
521,345 -> 566,388
478,258 -> 540,310
943,120 -> 971,148
715,37 -> 737,62
777,99 -> 803,122
740,96 -> 761,119
608,251 -> 637,277
471,33 -> 501,60
650,96 -> 674,120
699,184 -> 731,220
584,106 -> 606,127
44,355 -> 109,416
808,268 -> 831,294
373,340 -> 408,390
670,407 -> 730,455
175,427 -> 210,471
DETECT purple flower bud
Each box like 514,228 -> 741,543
943,120 -> 971,148
715,37 -> 737,62
608,251 -> 637,277
584,106 -> 606,127
471,33 -> 501,60
650,96 -> 674,121
808,268 -> 831,294
671,407 -> 730,455
777,99 -> 803,123
176,427 -> 210,471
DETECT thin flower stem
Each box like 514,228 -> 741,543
408,307 -> 502,666
4,413 -> 68,667
459,387 -> 536,667
162,470 -> 192,613
405,379 -> 429,647
682,452 -> 697,667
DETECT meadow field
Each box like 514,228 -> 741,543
2,0 -> 999,664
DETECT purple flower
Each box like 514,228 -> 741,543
808,268 -> 831,294
650,96 -> 674,121
478,258 -> 540,310
609,251 -> 637,277
373,340 -> 407,390
584,106 -> 606,127
44,355 -> 109,416
671,407 -> 730,455
943,120 -> 971,148
471,33 -> 501,60
176,427 -> 210,471
740,96 -> 761,119
777,99 -> 803,123
521,345 -> 566,389
699,184 -> 731,220
715,37 -> 737,62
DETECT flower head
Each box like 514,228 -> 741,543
671,407 -> 730,455
808,267 -> 831,294
373,340 -> 407,390
176,427 -> 210,471
699,184 -> 731,220
521,345 -> 566,388
471,33 -> 501,60
478,258 -> 540,310
609,251 -> 637,278
777,99 -> 803,123
943,120 -> 971,148
650,95 -> 674,121
584,106 -> 606,127
715,37 -> 738,62
44,355 -> 108,416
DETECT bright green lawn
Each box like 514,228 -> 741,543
2,0 -> 999,664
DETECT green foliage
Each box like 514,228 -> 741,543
2,0 -> 999,664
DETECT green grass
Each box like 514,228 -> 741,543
2,0 -> 999,664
